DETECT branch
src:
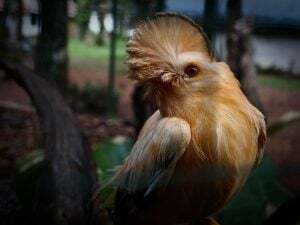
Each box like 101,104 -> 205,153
0,60 -> 101,225
267,111 -> 300,136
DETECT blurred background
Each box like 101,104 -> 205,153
0,0 -> 299,225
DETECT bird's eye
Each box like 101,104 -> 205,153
184,64 -> 199,77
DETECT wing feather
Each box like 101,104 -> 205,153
114,111 -> 191,224
116,110 -> 191,194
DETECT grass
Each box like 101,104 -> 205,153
68,38 -> 127,73
68,38 -> 127,60
258,74 -> 300,91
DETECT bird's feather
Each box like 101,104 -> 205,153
114,111 -> 191,225
114,13 -> 267,225
127,13 -> 213,82
116,110 -> 191,195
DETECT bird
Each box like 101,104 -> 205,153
113,13 -> 266,225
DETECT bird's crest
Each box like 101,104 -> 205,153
127,13 -> 213,83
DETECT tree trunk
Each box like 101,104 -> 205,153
203,0 -> 218,42
155,0 -> 166,12
34,0 -> 69,94
0,0 -> 11,57
107,0 -> 118,114
77,0 -> 92,41
16,0 -> 23,42
0,0 -> 10,39
79,21 -> 89,40
131,0 -> 157,134
132,85 -> 155,133
133,0 -> 153,21
226,0 -> 264,113
95,0 -> 105,46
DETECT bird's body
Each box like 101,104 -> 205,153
114,14 -> 266,225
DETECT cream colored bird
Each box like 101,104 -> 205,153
113,13 -> 266,225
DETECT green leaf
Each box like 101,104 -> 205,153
93,136 -> 132,172
16,149 -> 44,173
15,149 -> 44,212
92,136 -> 132,202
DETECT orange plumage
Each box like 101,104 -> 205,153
114,13 -> 266,225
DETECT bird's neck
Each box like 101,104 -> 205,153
157,89 -> 205,126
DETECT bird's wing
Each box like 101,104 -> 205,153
116,110 -> 191,196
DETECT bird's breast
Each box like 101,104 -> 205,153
168,123 -> 257,217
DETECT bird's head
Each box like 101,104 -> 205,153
127,13 -> 238,108
127,14 -> 219,84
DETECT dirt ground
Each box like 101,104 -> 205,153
0,68 -> 299,193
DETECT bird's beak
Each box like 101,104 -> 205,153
160,72 -> 186,87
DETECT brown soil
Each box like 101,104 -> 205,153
69,68 -> 134,120
259,87 -> 300,193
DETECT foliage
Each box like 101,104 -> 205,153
68,83 -> 118,115
92,137 -> 133,203
15,150 -> 44,212
13,142 -> 292,225
91,139 -> 292,222
16,149 -> 44,173
76,0 -> 93,25
219,155 -> 291,225
13,137 -> 133,211
13,132 -> 294,225
93,137 -> 132,182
